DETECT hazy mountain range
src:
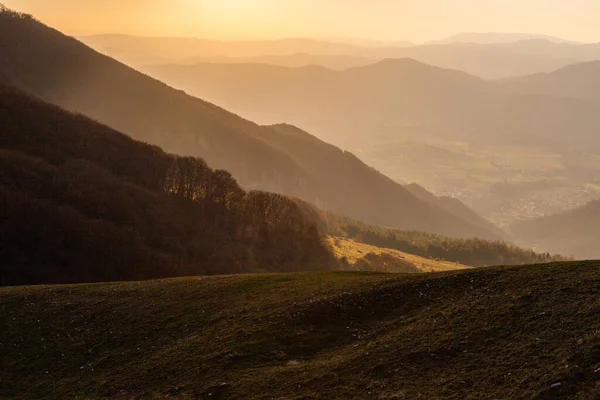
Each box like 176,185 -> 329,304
80,33 -> 600,79
142,55 -> 600,251
2,7 -> 598,258
0,9 -> 506,241
143,59 -> 600,151
510,200 -> 600,259
429,32 -> 577,45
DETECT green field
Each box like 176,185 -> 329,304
2,261 -> 600,399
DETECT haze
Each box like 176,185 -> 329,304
4,0 -> 600,42
4,2 -> 600,398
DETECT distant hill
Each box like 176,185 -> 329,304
0,8 -> 506,241
383,40 -> 600,79
78,34 -> 370,67
431,32 -> 575,45
174,53 -> 376,71
143,58 -> 600,152
294,199 -> 565,267
0,85 -> 333,285
403,183 -> 510,241
503,61 -> 600,102
84,33 -> 600,80
3,261 -> 600,398
510,200 -> 600,259
261,124 -> 507,240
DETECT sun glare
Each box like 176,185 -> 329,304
188,0 -> 264,13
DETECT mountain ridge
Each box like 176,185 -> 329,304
0,7 -> 506,240
510,199 -> 600,259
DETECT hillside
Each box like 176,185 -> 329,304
143,56 -> 600,227
143,58 -> 600,152
78,34 -> 370,66
503,61 -> 600,103
2,261 -> 600,399
326,237 -> 470,273
294,201 -> 565,267
0,7 -> 506,241
0,85 -> 333,285
179,53 -> 375,70
260,124 -> 507,240
143,59 -> 495,149
404,183 -> 510,241
510,200 -> 600,259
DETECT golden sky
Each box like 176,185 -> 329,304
3,0 -> 600,42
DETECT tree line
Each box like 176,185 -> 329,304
0,87 -> 333,285
293,200 -> 567,267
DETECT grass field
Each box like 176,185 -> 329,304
327,236 -> 470,273
2,261 -> 600,399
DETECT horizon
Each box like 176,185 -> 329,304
3,0 -> 599,43
71,32 -> 593,46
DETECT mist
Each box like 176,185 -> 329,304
2,2 -> 600,398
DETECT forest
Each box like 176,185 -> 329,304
294,200 -> 566,267
0,86 -> 333,285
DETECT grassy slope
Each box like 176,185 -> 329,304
327,236 -> 470,273
2,261 -> 600,399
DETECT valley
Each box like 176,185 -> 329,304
357,138 -> 600,227
1,2 -> 600,398
141,59 -> 600,236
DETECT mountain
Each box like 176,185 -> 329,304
404,183 -> 509,241
503,61 -> 600,102
431,32 -> 576,44
375,40 -> 600,79
174,53 -> 376,71
143,57 -> 600,228
510,200 -> 600,259
78,34 -> 371,67
323,37 -> 414,47
143,59 -> 492,147
0,84 -> 334,285
0,7 -> 505,241
295,199 -> 564,267
3,261 -> 600,398
259,124 -> 507,240
326,236 -> 470,273
83,33 -> 600,80
143,59 -> 600,151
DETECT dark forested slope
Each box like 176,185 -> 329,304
0,86 -> 333,285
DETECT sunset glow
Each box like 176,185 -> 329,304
3,0 -> 600,42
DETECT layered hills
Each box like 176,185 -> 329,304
82,33 -> 600,79
0,8 -> 505,241
143,58 -> 600,152
510,200 -> 600,259
0,84 -> 557,286
144,56 -> 600,231
0,85 -> 333,285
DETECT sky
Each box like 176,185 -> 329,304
3,0 -> 600,43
